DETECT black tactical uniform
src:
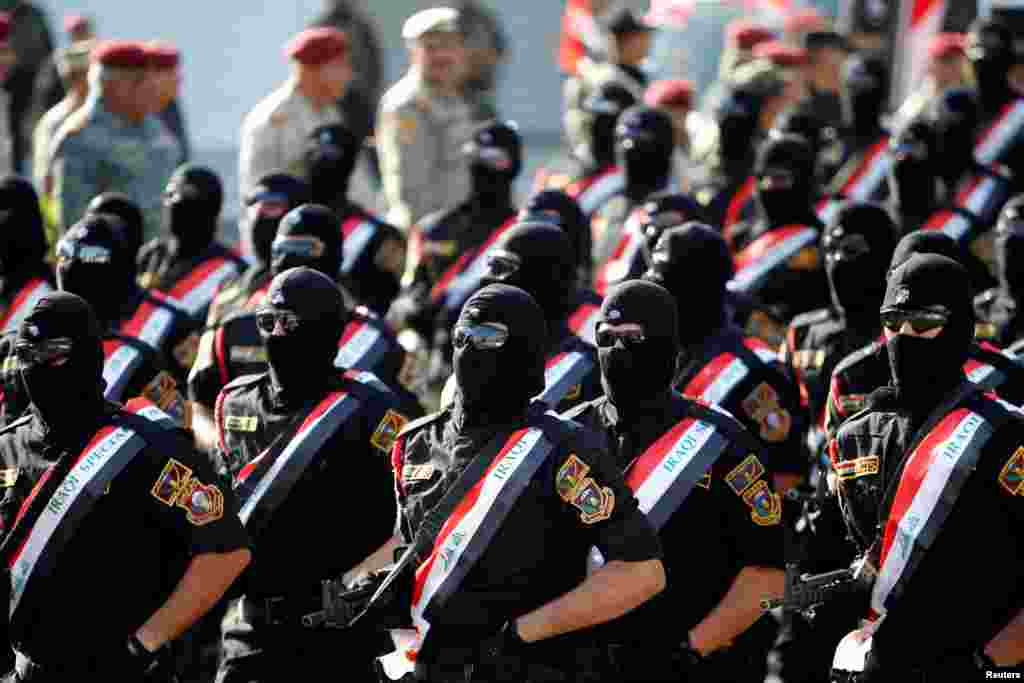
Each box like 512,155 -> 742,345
886,120 -> 943,236
0,176 -> 54,340
136,164 -> 246,323
564,280 -> 784,683
0,292 -> 249,680
214,268 -> 410,683
829,254 -> 1024,679
519,188 -> 593,291
388,284 -> 662,683
976,195 -> 1024,347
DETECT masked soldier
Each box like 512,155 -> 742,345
0,291 -> 250,680
305,123 -> 405,317
564,279 -> 785,683
136,164 -> 246,323
368,283 -> 664,683
645,223 -> 805,492
976,195 -> 1024,349
213,267 -> 410,683
829,253 -> 1024,680
0,177 -> 54,337
886,120 -> 942,236
86,192 -> 146,264
205,173 -> 311,328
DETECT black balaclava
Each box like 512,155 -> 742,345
271,204 -> 343,280
17,292 -> 105,438
519,189 -> 591,282
889,229 -> 966,272
823,201 -> 897,327
754,133 -> 817,225
245,173 -> 312,266
305,123 -> 360,206
967,17 -> 1016,116
931,88 -> 981,189
887,121 -> 939,231
715,87 -> 762,166
840,53 -> 888,138
260,266 -> 347,403
161,163 -> 223,259
772,106 -> 825,169
86,193 -> 145,264
0,175 -> 47,295
480,222 -> 577,332
644,222 -> 733,347
995,194 -> 1024,300
597,279 -> 680,413
616,105 -> 675,201
452,284 -> 547,427
883,253 -> 972,415
634,193 -> 705,268
55,214 -> 136,326
466,120 -> 522,208
579,82 -> 637,169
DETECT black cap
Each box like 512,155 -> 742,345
601,7 -> 653,36
882,253 -> 968,318
265,266 -> 345,325
465,120 -> 522,176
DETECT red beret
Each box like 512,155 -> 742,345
645,79 -> 694,109
64,13 -> 88,35
726,20 -> 775,50
783,8 -> 826,35
928,32 -> 967,60
285,27 -> 348,65
754,40 -> 810,67
145,41 -> 180,69
92,40 -> 148,69
0,13 -> 11,43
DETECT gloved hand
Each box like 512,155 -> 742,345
106,635 -> 163,679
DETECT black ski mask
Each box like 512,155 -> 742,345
840,53 -> 888,137
932,88 -> 980,187
0,175 -> 47,294
17,292 -> 105,437
86,193 -> 145,264
305,124 -> 360,205
772,106 -> 825,168
715,88 -> 761,165
258,266 -> 347,401
967,18 -> 1016,115
271,204 -> 343,279
823,201 -> 897,324
55,214 -> 135,325
245,173 -> 312,265
161,164 -> 222,258
452,284 -> 547,425
882,253 -> 972,411
644,222 -> 733,347
889,229 -> 966,272
597,279 -> 680,410
466,120 -> 522,207
995,195 -> 1024,299
635,193 -> 705,268
887,121 -> 939,229
754,133 -> 816,225
616,105 -> 674,201
519,189 -> 591,282
481,222 -> 577,329
580,82 -> 637,168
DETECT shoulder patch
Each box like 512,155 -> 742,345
371,409 -> 408,455
725,454 -> 766,496
975,321 -> 998,340
150,458 -> 226,526
833,455 -> 880,481
0,468 -> 18,487
999,446 -> 1024,496
742,479 -> 781,526
742,382 -> 792,443
556,453 -> 614,524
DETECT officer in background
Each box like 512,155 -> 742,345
454,0 -> 508,122
0,291 -> 251,679
213,267 -> 410,683
0,176 -> 54,338
378,7 -> 472,231
976,195 -> 1024,349
238,27 -> 351,257
575,7 -> 652,103
50,40 -> 180,240
143,41 -> 190,165
136,164 -> 246,323
830,254 -> 1024,679
374,283 -> 664,682
205,173 -> 311,329
644,79 -> 695,190
644,223 -> 806,492
564,279 -> 784,683
305,124 -> 405,316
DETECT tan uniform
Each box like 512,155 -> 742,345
377,69 -> 473,231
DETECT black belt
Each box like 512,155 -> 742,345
228,595 -> 311,628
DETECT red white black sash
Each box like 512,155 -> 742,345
975,99 -> 1024,166
870,407 -> 996,616
683,338 -> 779,405
924,166 -> 1012,242
625,412 -> 730,530
816,137 -> 891,225
340,215 -> 379,274
0,280 -> 52,335
538,351 -> 594,408
334,317 -> 387,371
566,166 -> 625,217
568,301 -> 601,346
168,257 -> 241,318
728,225 -> 818,294
594,209 -> 644,296
102,296 -> 177,401
430,217 -> 517,306
724,176 -> 756,230
963,342 -> 1020,391
235,390 -> 361,534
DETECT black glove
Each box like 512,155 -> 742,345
476,621 -> 528,682
107,635 -> 162,679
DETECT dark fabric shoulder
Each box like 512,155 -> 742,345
221,372 -> 266,397
833,338 -> 883,376
418,204 -> 463,239
560,396 -> 607,423
684,397 -> 760,452
789,307 -> 834,331
397,409 -> 447,439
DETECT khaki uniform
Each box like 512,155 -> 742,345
377,68 -> 473,231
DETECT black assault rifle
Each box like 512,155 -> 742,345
760,561 -> 866,620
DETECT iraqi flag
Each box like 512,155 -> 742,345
892,0 -> 948,105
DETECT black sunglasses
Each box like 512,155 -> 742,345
594,322 -> 647,348
255,309 -> 303,336
452,322 -> 510,350
880,310 -> 949,335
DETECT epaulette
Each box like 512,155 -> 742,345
789,308 -> 833,331
396,409 -> 447,439
0,413 -> 33,438
221,372 -> 266,395
832,338 -> 883,376
560,395 -> 606,422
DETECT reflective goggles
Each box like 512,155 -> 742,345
271,235 -> 325,261
255,308 -> 303,336
452,321 -> 509,350
15,337 -> 73,367
757,171 -> 795,191
879,309 -> 949,335
484,251 -> 521,280
55,239 -> 112,266
594,321 -> 647,348
247,192 -> 290,219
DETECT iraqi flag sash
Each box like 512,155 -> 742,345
335,318 -> 387,371
0,280 -> 52,335
340,216 -> 379,274
102,298 -> 177,401
728,226 -> 818,294
538,351 -> 594,408
569,166 -> 626,217
169,257 -> 240,317
430,218 -> 518,307
975,99 -> 1024,167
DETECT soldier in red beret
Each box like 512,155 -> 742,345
645,79 -> 695,184
145,40 -> 189,163
238,27 -> 352,258
720,19 -> 775,79
892,33 -> 971,131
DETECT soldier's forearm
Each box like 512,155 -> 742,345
515,558 -> 665,643
690,565 -> 784,656
191,403 -> 219,453
985,605 -> 1024,666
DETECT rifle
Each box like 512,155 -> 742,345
760,559 -> 871,620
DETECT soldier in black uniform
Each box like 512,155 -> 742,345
375,283 -> 664,683
0,176 -> 54,338
966,17 -> 1024,181
976,195 -> 1024,349
205,173 -> 312,328
0,291 -> 250,680
829,254 -> 1024,679
136,164 -> 247,323
213,267 -> 411,683
305,124 -> 406,317
563,279 -> 785,683
886,120 -> 941,236
85,192 -> 146,263
644,223 -> 806,492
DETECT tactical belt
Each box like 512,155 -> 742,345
227,595 -> 313,628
